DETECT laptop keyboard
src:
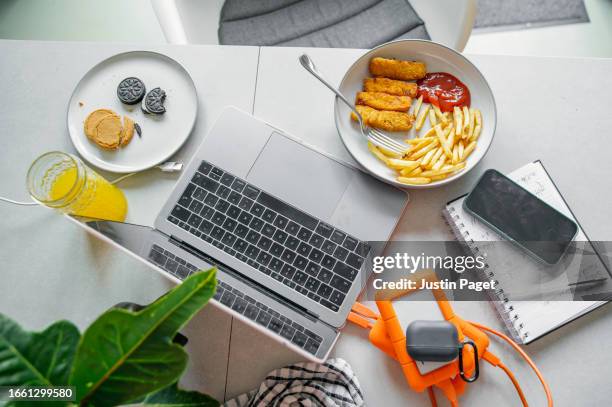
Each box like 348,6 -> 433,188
167,160 -> 371,312
148,244 -> 322,355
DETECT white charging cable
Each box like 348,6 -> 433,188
0,161 -> 183,207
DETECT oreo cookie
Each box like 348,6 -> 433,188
143,87 -> 166,115
117,77 -> 146,105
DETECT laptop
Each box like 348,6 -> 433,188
81,107 -> 408,362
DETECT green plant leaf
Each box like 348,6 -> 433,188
69,268 -> 217,407
0,314 -> 80,387
138,382 -> 219,406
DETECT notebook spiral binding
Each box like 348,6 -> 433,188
442,207 -> 529,344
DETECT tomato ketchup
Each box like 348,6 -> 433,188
417,72 -> 470,112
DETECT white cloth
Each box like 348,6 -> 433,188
224,358 -> 364,407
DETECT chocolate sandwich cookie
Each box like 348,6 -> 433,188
143,87 -> 166,114
117,77 -> 146,105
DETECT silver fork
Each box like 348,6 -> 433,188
299,54 -> 409,155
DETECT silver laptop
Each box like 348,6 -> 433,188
84,107 -> 408,362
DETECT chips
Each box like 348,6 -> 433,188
368,105 -> 483,185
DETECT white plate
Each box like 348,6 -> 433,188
67,51 -> 198,173
334,40 -> 497,189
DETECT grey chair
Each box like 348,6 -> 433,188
152,0 -> 476,51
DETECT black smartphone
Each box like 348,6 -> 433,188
463,169 -> 578,265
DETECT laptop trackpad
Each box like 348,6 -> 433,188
246,132 -> 354,220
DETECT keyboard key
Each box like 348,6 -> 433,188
280,264 -> 296,279
218,185 -> 231,199
245,245 -> 260,260
296,242 -> 311,256
269,258 -> 283,272
333,246 -> 349,262
238,211 -> 253,225
199,219 -> 213,234
329,290 -> 346,306
228,191 -> 241,204
316,223 -> 333,238
297,227 -> 312,242
193,187 -> 207,201
268,318 -> 283,333
210,167 -> 224,180
280,325 -> 296,340
321,255 -> 335,269
270,243 -> 284,257
204,193 -> 218,207
149,249 -> 166,266
246,230 -> 260,244
293,270 -> 308,285
321,240 -> 337,255
187,214 -> 202,228
317,268 -> 333,283
305,339 -> 320,354
234,238 -> 248,253
286,221 -> 300,235
309,234 -> 324,248
346,253 -> 364,269
222,218 -> 237,233
215,199 -> 230,213
293,255 -> 308,270
256,235 -> 272,251
307,291 -> 320,302
220,291 -> 236,307
176,265 -> 191,279
239,197 -> 254,211
221,232 -> 237,247
256,311 -> 272,327
244,304 -> 259,320
330,230 -> 346,245
261,223 -> 275,237
305,262 -> 320,277
292,331 -> 308,347
308,248 -> 323,263
356,242 -> 372,257
257,251 -> 272,266
257,192 -> 318,230
249,217 -> 264,232
211,226 -> 225,240
273,229 -> 288,244
231,179 -> 246,192
171,205 -> 190,222
343,236 -> 358,251
227,205 -> 241,219
189,200 -> 203,214
201,177 -> 219,193
305,277 -> 320,292
220,173 -> 235,186
244,185 -> 260,199
211,211 -> 226,226
281,249 -> 296,264
234,223 -> 248,238
198,161 -> 212,175
232,297 -> 247,313
191,173 -> 205,188
330,275 -> 351,293
250,203 -> 265,217
262,209 -> 276,223
334,262 -> 358,281
273,215 -> 288,229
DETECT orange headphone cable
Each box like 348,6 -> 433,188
468,320 -> 553,407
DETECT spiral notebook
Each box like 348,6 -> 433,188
443,161 -> 609,344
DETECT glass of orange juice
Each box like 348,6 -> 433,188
27,151 -> 127,222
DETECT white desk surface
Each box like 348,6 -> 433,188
1,40 -> 611,406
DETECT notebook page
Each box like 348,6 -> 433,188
447,162 -> 601,343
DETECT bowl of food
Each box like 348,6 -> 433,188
334,40 -> 496,188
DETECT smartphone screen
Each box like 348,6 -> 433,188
464,169 -> 578,265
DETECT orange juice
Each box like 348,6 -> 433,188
28,152 -> 127,222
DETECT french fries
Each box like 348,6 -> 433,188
362,85 -> 482,185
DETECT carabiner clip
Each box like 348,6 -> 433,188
458,339 -> 479,383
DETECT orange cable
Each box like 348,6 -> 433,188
427,386 -> 438,407
498,362 -> 529,406
468,321 -> 553,407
